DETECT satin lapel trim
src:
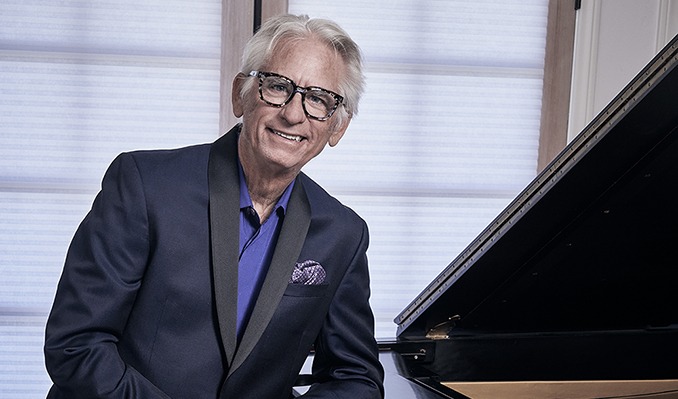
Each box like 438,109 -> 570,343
208,127 -> 241,367
228,179 -> 311,376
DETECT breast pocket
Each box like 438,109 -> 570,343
273,283 -> 331,338
283,282 -> 329,298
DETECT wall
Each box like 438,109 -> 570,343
568,0 -> 678,140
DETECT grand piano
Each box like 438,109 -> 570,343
378,33 -> 678,398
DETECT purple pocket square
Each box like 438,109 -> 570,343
290,260 -> 326,285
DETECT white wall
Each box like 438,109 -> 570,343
568,0 -> 678,140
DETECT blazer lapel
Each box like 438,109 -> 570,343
208,126 -> 241,368
228,179 -> 311,376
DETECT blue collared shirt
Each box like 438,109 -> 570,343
236,162 -> 294,340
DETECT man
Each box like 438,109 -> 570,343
44,14 -> 384,399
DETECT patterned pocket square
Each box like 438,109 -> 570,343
290,260 -> 326,285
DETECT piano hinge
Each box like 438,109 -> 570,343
426,315 -> 460,340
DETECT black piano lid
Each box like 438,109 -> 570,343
395,33 -> 678,339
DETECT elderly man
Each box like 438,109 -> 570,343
44,14 -> 384,399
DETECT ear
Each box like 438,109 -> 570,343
328,114 -> 351,147
231,74 -> 246,118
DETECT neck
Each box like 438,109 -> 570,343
238,155 -> 296,222
246,172 -> 293,222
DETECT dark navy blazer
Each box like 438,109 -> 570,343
44,126 -> 384,398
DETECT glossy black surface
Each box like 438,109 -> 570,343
396,33 -> 678,340
380,33 -> 678,395
379,352 -> 467,399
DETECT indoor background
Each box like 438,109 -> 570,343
1,0 -> 676,396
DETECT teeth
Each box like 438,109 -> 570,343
275,130 -> 302,142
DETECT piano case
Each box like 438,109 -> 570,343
382,33 -> 678,398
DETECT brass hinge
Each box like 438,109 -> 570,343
425,315 -> 461,340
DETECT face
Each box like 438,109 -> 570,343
232,37 -> 350,180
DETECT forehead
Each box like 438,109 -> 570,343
266,37 -> 346,91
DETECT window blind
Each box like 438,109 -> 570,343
288,0 -> 548,338
0,1 -> 222,396
1,1 -> 549,394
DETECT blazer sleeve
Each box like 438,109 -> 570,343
302,220 -> 385,399
44,153 -> 171,399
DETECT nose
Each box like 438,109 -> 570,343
279,90 -> 307,124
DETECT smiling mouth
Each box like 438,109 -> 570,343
273,129 -> 304,142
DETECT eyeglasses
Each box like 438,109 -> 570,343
248,71 -> 344,121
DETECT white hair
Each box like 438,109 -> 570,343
239,14 -> 365,125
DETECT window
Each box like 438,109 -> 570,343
287,0 -> 549,338
1,1 -> 555,395
0,1 -> 222,396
